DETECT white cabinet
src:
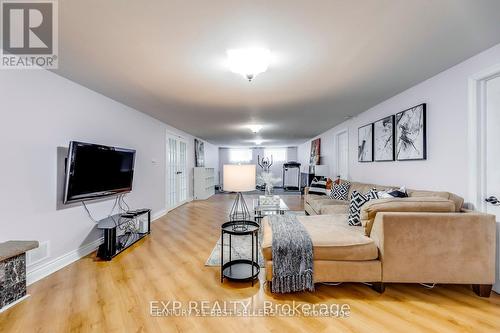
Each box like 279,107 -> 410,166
194,167 -> 215,200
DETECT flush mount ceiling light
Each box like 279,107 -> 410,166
227,48 -> 271,82
254,139 -> 264,145
247,124 -> 263,133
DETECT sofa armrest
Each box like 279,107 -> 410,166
370,211 -> 496,284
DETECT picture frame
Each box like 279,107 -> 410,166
373,115 -> 395,162
194,138 -> 205,167
395,103 -> 427,161
309,138 -> 321,166
358,123 -> 373,162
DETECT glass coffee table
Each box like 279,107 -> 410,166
252,196 -> 289,222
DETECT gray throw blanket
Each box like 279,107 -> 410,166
268,214 -> 314,293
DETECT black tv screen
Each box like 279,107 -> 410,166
64,141 -> 136,203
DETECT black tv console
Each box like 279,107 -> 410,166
96,209 -> 151,260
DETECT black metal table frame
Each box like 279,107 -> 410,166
220,220 -> 260,286
97,210 -> 151,261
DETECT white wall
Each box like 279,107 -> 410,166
0,69 -> 216,283
298,43 -> 500,200
204,141 -> 220,186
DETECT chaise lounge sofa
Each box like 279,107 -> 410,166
262,181 -> 496,296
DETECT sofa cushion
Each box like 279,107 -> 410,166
309,198 -> 346,213
305,193 -> 324,204
360,197 -> 456,235
407,190 -> 464,212
262,214 -> 378,261
320,204 -> 349,215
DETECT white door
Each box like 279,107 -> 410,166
167,135 -> 188,211
486,76 -> 500,292
336,130 -> 349,180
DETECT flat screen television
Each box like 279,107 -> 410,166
63,141 -> 136,203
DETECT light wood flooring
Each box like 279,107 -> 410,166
1,194 -> 499,333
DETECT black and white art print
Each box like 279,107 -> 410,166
374,115 -> 395,161
195,138 -> 205,167
358,123 -> 373,162
395,104 -> 427,161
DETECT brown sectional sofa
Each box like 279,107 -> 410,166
304,181 -> 465,215
262,181 -> 496,296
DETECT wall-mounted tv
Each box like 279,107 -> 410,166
63,141 -> 136,204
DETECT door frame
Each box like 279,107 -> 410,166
467,63 -> 500,293
334,128 -> 349,180
467,64 -> 500,211
166,131 -> 189,212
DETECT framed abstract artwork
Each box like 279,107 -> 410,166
358,123 -> 373,162
309,138 -> 321,165
374,115 -> 395,161
395,103 -> 427,161
194,138 -> 205,167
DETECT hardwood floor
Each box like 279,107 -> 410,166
1,194 -> 500,333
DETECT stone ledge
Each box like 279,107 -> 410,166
0,241 -> 39,262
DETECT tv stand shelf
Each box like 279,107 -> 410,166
96,209 -> 151,261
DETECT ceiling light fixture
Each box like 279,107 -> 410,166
254,140 -> 263,145
247,124 -> 263,133
227,48 -> 271,82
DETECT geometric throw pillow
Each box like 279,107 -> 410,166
330,181 -> 351,201
348,190 -> 370,226
309,177 -> 327,196
366,188 -> 380,200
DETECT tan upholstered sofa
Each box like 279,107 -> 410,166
262,181 -> 496,297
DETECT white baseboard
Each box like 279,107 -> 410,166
152,208 -> 167,221
26,208 -> 167,286
26,237 -> 103,286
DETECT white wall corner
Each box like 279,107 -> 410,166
152,208 -> 168,221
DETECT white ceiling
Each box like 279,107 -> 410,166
55,0 -> 500,146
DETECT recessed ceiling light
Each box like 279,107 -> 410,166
227,48 -> 271,82
247,124 -> 263,133
254,139 -> 264,145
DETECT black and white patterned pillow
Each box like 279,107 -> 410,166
330,181 -> 351,201
348,190 -> 370,226
309,177 -> 327,195
366,188 -> 380,200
